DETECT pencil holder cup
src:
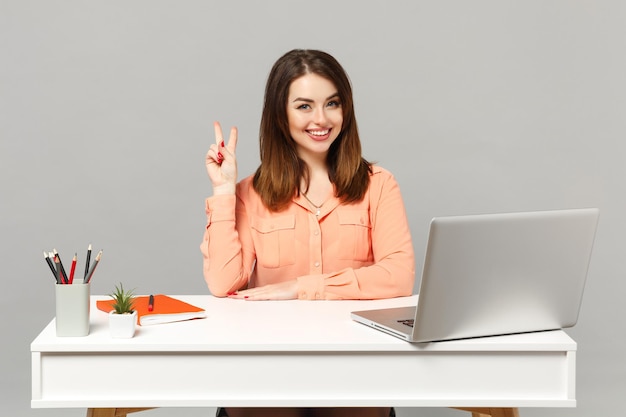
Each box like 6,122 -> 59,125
55,281 -> 90,337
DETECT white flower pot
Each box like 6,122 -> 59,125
109,310 -> 137,338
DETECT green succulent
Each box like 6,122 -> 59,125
108,283 -> 136,314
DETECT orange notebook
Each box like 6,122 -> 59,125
97,295 -> 206,326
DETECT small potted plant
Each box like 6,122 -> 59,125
108,283 -> 137,338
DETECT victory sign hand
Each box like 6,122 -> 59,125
206,121 -> 238,195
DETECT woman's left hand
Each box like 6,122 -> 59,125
228,280 -> 298,300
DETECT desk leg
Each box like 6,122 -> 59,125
86,408 -> 156,417
453,407 -> 520,417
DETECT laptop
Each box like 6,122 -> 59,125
351,208 -> 599,342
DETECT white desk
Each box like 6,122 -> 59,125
31,296 -> 576,417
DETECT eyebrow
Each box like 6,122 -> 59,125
291,93 -> 340,103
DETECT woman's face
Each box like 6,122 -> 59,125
286,73 -> 343,161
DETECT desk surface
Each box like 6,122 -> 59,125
31,295 -> 577,409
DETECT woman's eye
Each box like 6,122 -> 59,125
297,104 -> 311,110
327,100 -> 341,108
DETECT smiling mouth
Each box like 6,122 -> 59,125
307,129 -> 331,139
308,129 -> 330,136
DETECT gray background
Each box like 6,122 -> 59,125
1,1 -> 624,417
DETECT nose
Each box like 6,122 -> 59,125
313,107 -> 328,125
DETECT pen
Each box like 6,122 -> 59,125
84,250 -> 102,284
84,243 -> 92,280
69,253 -> 77,284
148,294 -> 154,312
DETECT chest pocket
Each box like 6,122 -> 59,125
337,209 -> 371,261
250,215 -> 296,268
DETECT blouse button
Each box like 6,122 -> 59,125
314,261 -> 320,267
313,230 -> 319,236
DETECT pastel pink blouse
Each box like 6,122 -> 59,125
200,166 -> 415,300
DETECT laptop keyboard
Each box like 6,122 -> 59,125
397,319 -> 414,328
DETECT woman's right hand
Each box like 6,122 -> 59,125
206,121 -> 238,195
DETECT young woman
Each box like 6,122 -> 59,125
202,49 -> 414,417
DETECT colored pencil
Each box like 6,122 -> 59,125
54,255 -> 62,284
69,253 -> 77,284
84,243 -> 92,279
85,250 -> 102,284
44,251 -> 57,281
53,249 -> 68,284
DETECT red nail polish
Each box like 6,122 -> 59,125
217,152 -> 223,160
244,296 -> 249,299
220,141 -> 225,148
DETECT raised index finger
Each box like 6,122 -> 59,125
213,121 -> 224,147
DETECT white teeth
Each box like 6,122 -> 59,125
309,129 -> 329,136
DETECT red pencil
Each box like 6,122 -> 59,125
69,253 -> 77,284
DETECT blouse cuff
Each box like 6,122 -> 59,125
297,275 -> 325,300
205,195 -> 236,224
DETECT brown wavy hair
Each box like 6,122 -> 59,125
252,49 -> 372,212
